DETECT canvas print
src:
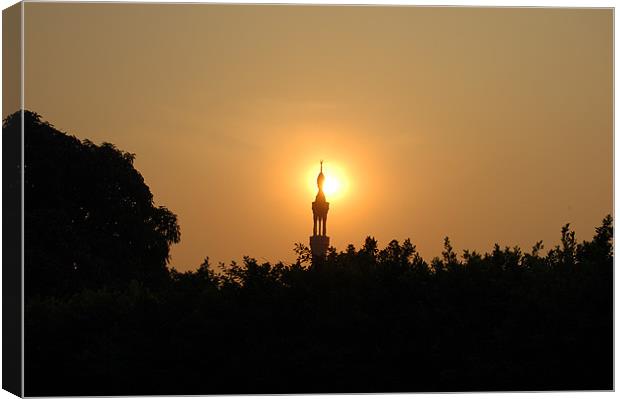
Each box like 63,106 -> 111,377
2,2 -> 613,396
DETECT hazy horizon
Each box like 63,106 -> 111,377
18,4 -> 612,271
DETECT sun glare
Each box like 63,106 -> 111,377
306,162 -> 348,201
323,175 -> 340,196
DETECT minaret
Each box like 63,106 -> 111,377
310,160 -> 330,259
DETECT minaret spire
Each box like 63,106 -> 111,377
310,161 -> 330,261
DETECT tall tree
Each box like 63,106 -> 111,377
4,110 -> 180,297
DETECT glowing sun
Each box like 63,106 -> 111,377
322,175 -> 341,196
306,162 -> 348,200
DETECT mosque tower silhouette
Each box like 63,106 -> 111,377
310,160 -> 330,259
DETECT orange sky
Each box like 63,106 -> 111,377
19,4 -> 612,271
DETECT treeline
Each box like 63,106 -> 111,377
26,218 -> 613,395
8,111 -> 612,395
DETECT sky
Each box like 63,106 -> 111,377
18,4 -> 612,271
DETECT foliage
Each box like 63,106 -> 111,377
16,111 -> 612,395
25,216 -> 613,395
4,110 -> 180,298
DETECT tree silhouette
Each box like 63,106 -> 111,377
16,110 -> 613,395
4,110 -> 180,298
